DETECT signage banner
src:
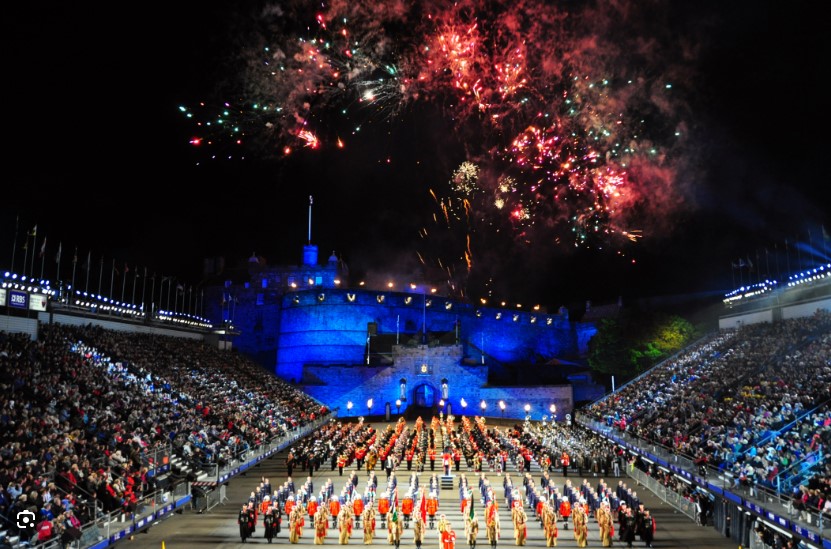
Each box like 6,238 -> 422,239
8,290 -> 28,309
29,294 -> 47,311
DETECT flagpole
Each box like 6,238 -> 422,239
109,258 -> 116,302
121,264 -> 128,303
132,268 -> 138,306
98,256 -> 104,297
774,243 -> 781,282
40,237 -> 47,280
71,248 -> 78,305
141,268 -> 148,310
30,228 -> 38,278
149,274 -> 156,319
55,242 -> 62,291
10,216 -> 18,274
158,277 -> 164,311
785,239 -> 791,276
796,235 -> 803,272
84,251 -> 91,293
808,227 -> 815,267
22,240 -> 29,278
755,249 -> 761,285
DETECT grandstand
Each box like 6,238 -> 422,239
0,261 -> 829,548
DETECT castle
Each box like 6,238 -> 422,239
204,236 -> 601,421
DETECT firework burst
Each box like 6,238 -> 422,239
180,0 -> 697,297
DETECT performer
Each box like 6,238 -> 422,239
331,496 -> 343,529
486,509 -> 500,549
558,498 -> 571,531
623,508 -> 637,548
402,493 -> 414,528
264,508 -> 278,543
354,495 -> 365,528
560,452 -> 570,477
363,506 -> 376,545
315,505 -> 329,545
441,526 -> 456,549
339,503 -> 354,545
597,501 -> 614,547
248,502 -> 258,536
286,495 -> 296,516
542,502 -> 558,547
427,492 -> 439,529
639,510 -> 655,548
512,505 -> 527,546
290,503 -> 306,543
309,496 -> 320,521
465,512 -> 480,549
239,503 -> 253,543
443,450 -> 452,476
572,499 -> 588,548
389,511 -> 403,548
413,514 -> 426,549
437,513 -> 450,535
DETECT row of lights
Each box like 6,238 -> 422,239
345,398 -> 557,419
289,276 -> 545,312
3,271 -> 213,328
787,263 -> 830,288
2,273 -> 56,296
723,280 -> 777,304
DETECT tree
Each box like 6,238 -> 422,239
587,312 -> 698,380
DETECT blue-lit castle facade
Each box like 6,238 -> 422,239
206,244 -> 599,421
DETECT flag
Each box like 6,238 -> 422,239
419,489 -> 426,523
176,283 -> 184,292
39,237 -> 47,258
55,242 -> 62,263
124,262 -> 129,274
468,491 -> 475,520
29,225 -> 37,237
73,247 -> 78,264
823,225 -> 830,241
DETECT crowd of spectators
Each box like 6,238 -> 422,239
582,311 -> 831,514
0,322 -> 328,546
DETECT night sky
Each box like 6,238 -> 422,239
3,0 -> 828,315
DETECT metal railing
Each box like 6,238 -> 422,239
626,465 -> 698,521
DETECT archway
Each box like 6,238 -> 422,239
413,383 -> 436,408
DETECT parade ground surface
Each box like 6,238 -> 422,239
120,420 -> 739,549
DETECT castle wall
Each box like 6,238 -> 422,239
300,343 -> 574,422
275,288 -> 580,380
